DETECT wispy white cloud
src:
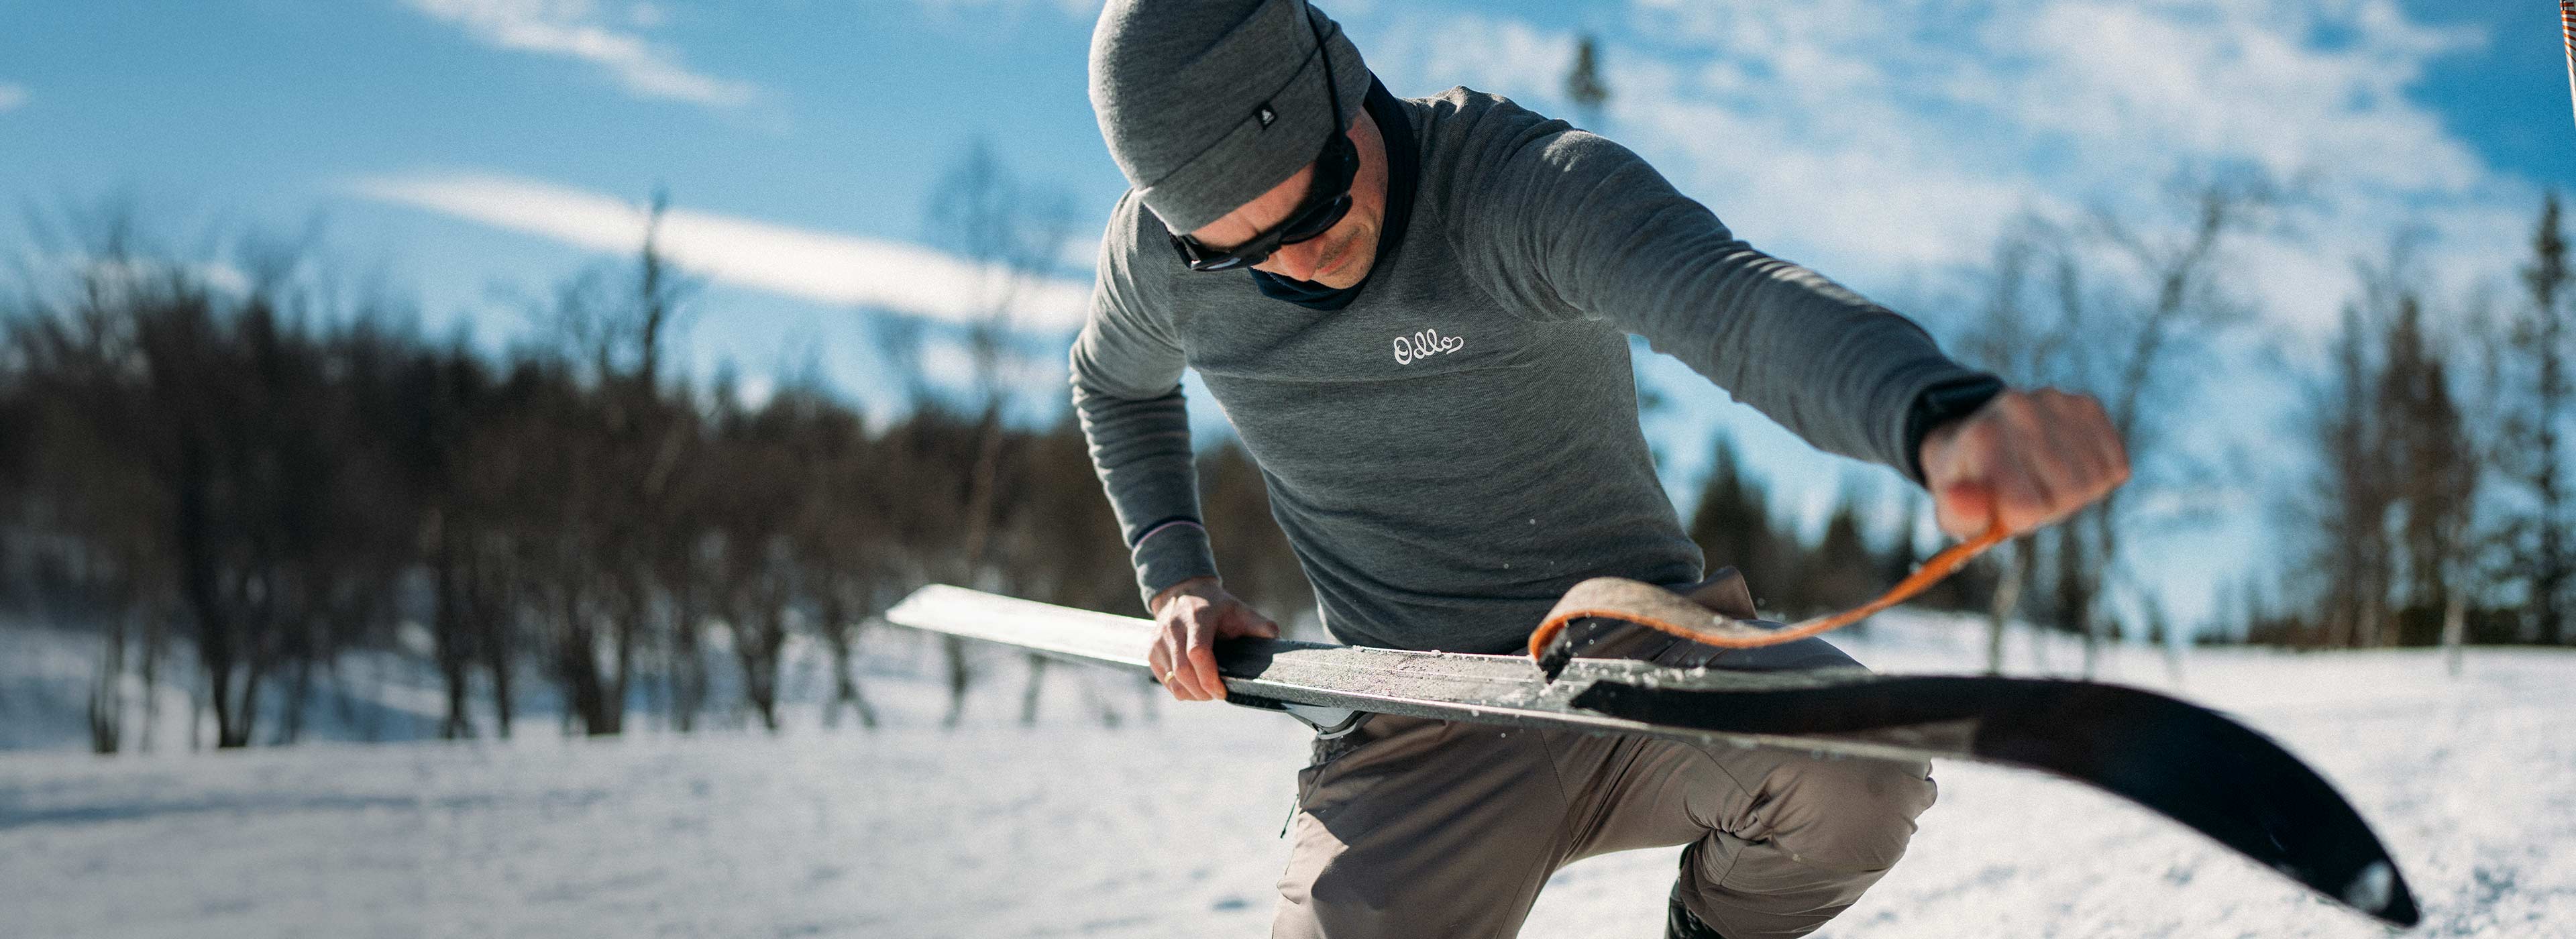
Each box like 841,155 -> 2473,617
918,335 -> 1067,396
402,0 -> 756,109
0,82 -> 27,112
1360,0 -> 2522,339
352,172 -> 1090,330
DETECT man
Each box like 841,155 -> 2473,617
1071,1 -> 2129,936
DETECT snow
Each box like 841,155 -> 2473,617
2,616 -> 2572,938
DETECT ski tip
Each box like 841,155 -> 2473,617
2341,858 -> 2418,928
2282,836 -> 2417,928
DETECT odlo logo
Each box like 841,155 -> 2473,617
1391,328 -> 1465,365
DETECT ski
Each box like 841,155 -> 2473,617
885,584 -> 2418,928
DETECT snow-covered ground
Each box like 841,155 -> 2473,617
3,614 -> 2571,938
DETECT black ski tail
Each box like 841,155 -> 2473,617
1572,676 -> 2418,928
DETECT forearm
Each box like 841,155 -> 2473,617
1071,379 -> 1221,606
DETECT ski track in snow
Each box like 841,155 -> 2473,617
1,616 -> 2572,938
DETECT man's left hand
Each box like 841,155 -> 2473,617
1918,388 -> 2131,541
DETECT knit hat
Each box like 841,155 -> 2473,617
1088,0 -> 1371,235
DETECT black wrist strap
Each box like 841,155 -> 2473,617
1904,374 -> 2007,484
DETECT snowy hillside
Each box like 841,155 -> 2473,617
2,614 -> 2571,938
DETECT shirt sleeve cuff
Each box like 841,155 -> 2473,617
1132,520 -> 1221,609
1900,373 -> 2008,486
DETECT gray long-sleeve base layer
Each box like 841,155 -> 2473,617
1071,87 -> 1989,655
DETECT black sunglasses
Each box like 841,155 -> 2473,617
1169,16 -> 1355,273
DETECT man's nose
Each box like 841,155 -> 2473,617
1264,238 -> 1328,281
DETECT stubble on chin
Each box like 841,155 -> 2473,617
1314,224 -> 1377,289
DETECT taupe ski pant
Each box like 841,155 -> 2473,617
1269,637 -> 1936,939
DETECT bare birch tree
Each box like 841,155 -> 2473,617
924,137 -> 1074,727
2065,171 -> 2274,671
1959,213 -> 2071,672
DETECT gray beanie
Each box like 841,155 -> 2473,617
1088,0 -> 1371,235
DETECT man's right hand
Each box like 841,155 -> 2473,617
1146,576 -> 1279,702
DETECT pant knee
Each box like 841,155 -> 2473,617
1766,758 -> 1935,873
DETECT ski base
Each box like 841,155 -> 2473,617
884,585 -> 2418,928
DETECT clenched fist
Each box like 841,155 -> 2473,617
1145,576 -> 1279,702
1919,388 -> 2131,541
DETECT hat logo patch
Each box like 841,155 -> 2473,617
1256,103 -> 1277,127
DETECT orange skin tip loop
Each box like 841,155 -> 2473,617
1528,521 -> 2012,661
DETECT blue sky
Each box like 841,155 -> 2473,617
3,0 -> 2569,636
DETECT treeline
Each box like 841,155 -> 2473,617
0,206 -> 1312,752
5,180 -> 2567,753
2229,195 -> 2570,650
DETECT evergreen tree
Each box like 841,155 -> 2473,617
1564,34 -> 1610,130
2514,194 -> 2571,645
2375,294 -> 2475,643
1881,495 -> 1919,593
1685,435 -> 1792,612
1807,496 -> 1878,615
